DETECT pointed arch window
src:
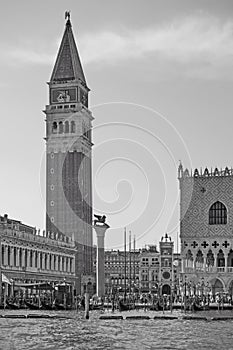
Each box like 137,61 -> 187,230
209,201 -> 227,225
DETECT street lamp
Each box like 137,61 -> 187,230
201,277 -> 204,299
184,275 -> 187,296
63,278 -> 67,309
184,275 -> 187,313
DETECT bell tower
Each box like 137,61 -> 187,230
44,14 -> 93,293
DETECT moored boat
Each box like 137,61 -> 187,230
193,302 -> 209,311
118,300 -> 135,311
54,302 -> 72,310
41,300 -> 56,310
6,299 -> 20,310
24,299 -> 42,310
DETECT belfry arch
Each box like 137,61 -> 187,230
162,284 -> 171,295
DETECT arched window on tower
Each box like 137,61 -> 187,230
71,121 -> 75,133
59,121 -> 63,134
209,201 -> 227,225
52,122 -> 58,133
65,121 -> 69,133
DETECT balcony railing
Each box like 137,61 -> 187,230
217,267 -> 225,272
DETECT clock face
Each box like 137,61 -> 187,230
51,88 -> 77,103
162,271 -> 170,279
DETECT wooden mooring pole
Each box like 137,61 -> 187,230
85,292 -> 90,320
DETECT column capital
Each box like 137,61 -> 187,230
93,224 -> 109,237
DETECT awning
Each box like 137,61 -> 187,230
14,282 -> 55,290
2,273 -> 11,285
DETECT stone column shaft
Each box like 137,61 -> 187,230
94,225 -> 109,298
27,250 -> 31,267
181,257 -> 185,273
32,251 -> 36,268
55,256 -> 58,271
214,254 -> 217,268
42,253 -> 45,270
63,257 -> 67,272
225,255 -> 228,272
71,258 -> 75,273
203,257 -> 207,272
52,254 -> 55,270
37,252 -> 41,269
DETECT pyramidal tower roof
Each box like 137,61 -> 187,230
50,16 -> 86,85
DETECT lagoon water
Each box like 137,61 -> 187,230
0,309 -> 233,350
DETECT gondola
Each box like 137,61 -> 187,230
54,302 -> 72,310
118,300 -> 135,311
193,302 -> 209,311
89,303 -> 104,311
6,299 -> 20,310
172,303 -> 182,310
41,300 -> 56,311
24,299 -> 42,310
209,303 -> 233,310
148,302 -> 159,311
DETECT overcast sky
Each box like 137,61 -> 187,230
1,0 -> 233,251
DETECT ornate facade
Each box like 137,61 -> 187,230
179,163 -> 233,295
0,214 -> 76,302
44,16 -> 93,293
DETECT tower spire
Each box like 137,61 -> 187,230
50,13 -> 87,85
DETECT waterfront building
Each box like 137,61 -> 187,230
0,214 -> 76,303
44,15 -> 93,293
179,163 -> 233,296
139,245 -> 160,293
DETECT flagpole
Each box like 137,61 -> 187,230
124,227 -> 127,301
133,235 -> 136,291
129,231 -> 131,298
0,231 -> 2,307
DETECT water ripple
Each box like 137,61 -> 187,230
0,310 -> 233,349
